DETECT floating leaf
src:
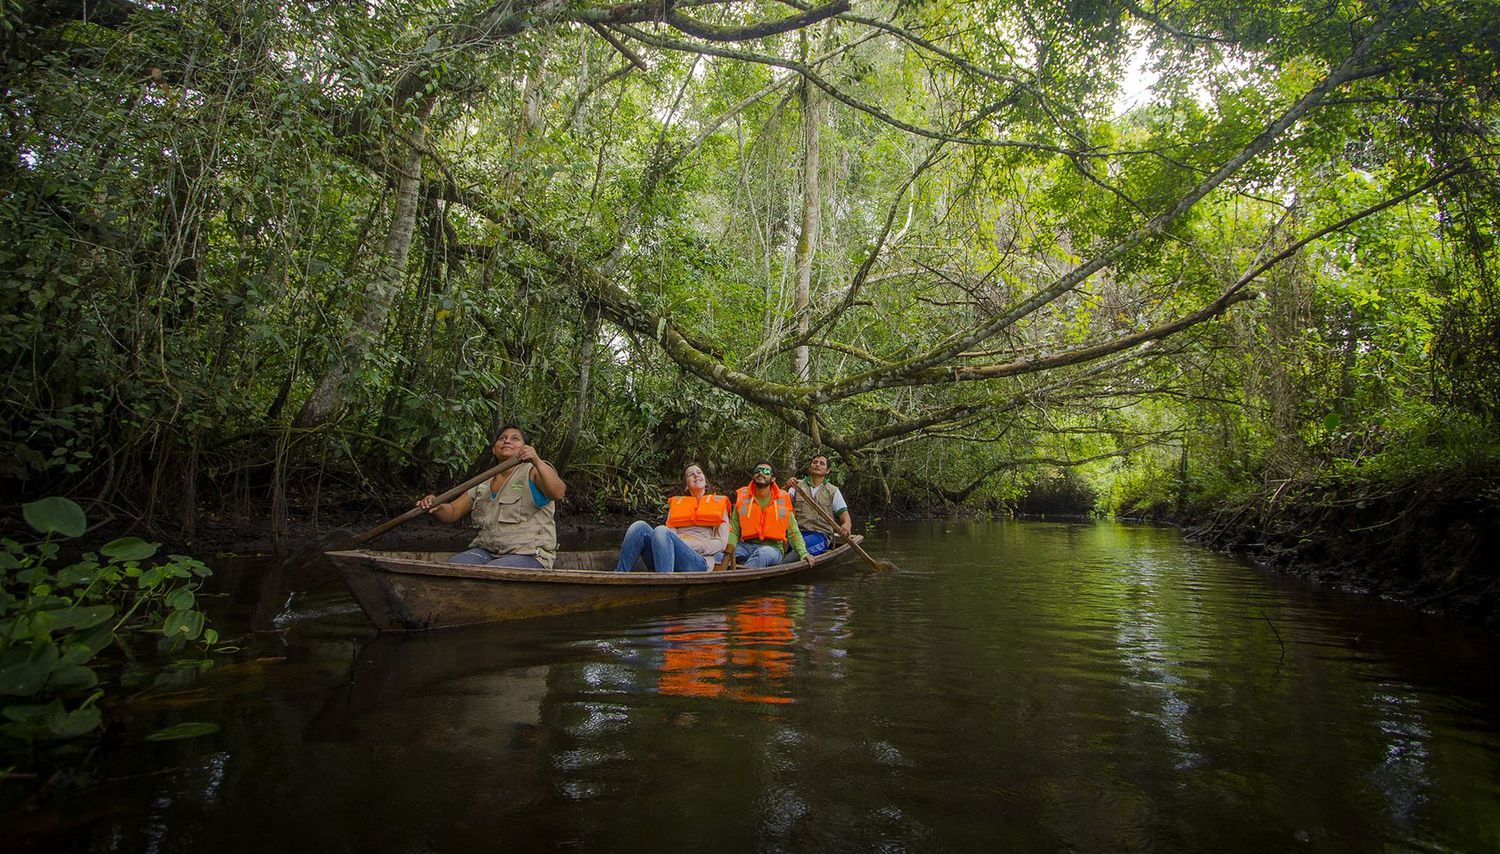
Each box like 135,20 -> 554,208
22,497 -> 86,538
144,721 -> 220,741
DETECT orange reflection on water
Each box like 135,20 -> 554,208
658,596 -> 798,705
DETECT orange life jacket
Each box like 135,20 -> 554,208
734,484 -> 792,543
665,494 -> 729,528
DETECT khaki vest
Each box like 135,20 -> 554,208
792,482 -> 840,535
468,463 -> 557,567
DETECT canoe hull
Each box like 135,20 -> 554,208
329,539 -> 859,631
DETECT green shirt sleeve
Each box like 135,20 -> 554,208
727,509 -> 740,549
786,514 -> 809,560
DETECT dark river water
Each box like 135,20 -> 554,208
15,520 -> 1500,852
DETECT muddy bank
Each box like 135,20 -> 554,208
1184,467 -> 1500,630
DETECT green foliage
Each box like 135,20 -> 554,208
0,499 -> 216,742
0,0 -> 1496,527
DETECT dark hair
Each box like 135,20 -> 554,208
495,424 -> 528,444
809,453 -> 831,466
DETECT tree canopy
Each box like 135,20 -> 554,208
2,0 -> 1496,532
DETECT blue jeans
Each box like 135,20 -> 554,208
614,521 -> 710,573
734,541 -> 783,568
449,548 -> 544,568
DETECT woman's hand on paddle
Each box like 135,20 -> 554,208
416,494 -> 440,512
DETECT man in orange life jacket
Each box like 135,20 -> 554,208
727,462 -> 811,568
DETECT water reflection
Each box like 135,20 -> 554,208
655,597 -> 798,704
12,521 -> 1500,853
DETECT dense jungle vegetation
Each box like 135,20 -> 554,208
2,0 -> 1497,561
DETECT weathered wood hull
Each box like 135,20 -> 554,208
328,538 -> 861,631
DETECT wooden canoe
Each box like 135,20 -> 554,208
328,536 -> 862,631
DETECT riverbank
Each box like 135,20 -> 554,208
1182,466 -> 1500,630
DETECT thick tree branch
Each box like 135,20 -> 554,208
664,1 -> 848,41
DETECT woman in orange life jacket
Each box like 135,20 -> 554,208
613,464 -> 731,573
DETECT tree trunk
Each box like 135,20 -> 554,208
556,302 -> 599,474
295,97 -> 434,428
789,45 -> 823,467
792,77 -> 821,386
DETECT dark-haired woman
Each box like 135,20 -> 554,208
416,425 -> 567,568
613,464 -> 729,573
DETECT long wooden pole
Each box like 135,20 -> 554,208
792,483 -> 895,572
344,456 -> 527,548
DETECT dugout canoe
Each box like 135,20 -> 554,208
328,537 -> 861,631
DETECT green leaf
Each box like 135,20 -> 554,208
46,663 -> 99,692
169,555 -> 213,578
161,609 -> 205,640
65,623 -> 116,659
22,497 -> 86,538
1322,413 -> 1342,430
144,721 -> 220,741
44,604 -> 114,632
101,537 -> 158,562
46,703 -> 101,738
0,645 -> 60,696
1,700 -> 53,724
164,588 -> 195,612
56,560 -> 102,586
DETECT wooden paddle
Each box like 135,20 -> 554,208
790,481 -> 896,572
289,456 -> 527,564
352,456 -> 528,548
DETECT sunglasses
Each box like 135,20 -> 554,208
753,466 -> 773,474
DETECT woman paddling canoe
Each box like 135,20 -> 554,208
415,425 -> 566,568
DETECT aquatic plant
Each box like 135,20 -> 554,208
0,498 -> 215,741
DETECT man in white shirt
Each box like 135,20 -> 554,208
785,453 -> 853,556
